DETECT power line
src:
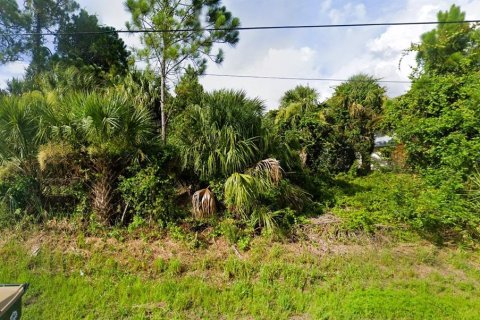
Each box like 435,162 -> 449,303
202,73 -> 412,84
1,20 -> 479,37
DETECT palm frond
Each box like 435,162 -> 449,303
37,141 -> 74,171
278,181 -> 313,211
251,158 -> 283,185
224,172 -> 259,217
174,90 -> 265,181
192,187 -> 217,219
251,207 -> 279,233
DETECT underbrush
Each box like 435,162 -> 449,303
330,172 -> 480,244
3,171 -> 479,249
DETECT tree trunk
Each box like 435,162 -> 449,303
359,151 -> 372,176
358,138 -> 375,176
92,158 -> 115,224
160,64 -> 166,143
32,12 -> 43,73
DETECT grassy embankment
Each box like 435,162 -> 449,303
1,173 -> 479,319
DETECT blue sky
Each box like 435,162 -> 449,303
1,0 -> 480,109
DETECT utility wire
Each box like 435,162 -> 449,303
202,73 -> 412,84
1,20 -> 479,37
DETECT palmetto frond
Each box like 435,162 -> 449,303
276,86 -> 320,128
224,172 -> 259,217
0,94 -> 46,166
278,181 -> 312,211
192,187 -> 217,219
250,158 -> 283,185
251,207 -> 279,233
174,89 -> 265,181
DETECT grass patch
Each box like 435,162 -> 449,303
1,230 -> 480,319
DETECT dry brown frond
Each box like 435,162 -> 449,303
299,149 -> 307,167
37,142 -> 74,171
253,158 -> 283,184
192,188 -> 217,219
349,102 -> 364,117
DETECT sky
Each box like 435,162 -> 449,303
1,0 -> 480,109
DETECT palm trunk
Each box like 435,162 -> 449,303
358,138 -> 375,176
92,158 -> 115,224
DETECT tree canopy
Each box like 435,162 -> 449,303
413,4 -> 479,76
387,5 -> 480,185
55,9 -> 131,75
125,0 -> 240,142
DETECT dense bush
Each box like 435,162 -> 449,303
332,172 -> 480,241
385,74 -> 480,185
118,163 -> 181,227
385,5 -> 480,185
0,4 -> 479,245
0,164 -> 42,226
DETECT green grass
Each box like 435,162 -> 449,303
1,232 -> 480,319
1,172 -> 480,319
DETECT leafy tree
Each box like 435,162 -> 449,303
55,9 -> 130,75
386,73 -> 480,185
0,0 -> 30,63
273,86 -> 331,174
273,85 -> 356,176
24,0 -> 80,74
328,74 -> 385,175
1,1 -> 130,77
387,5 -> 480,185
125,0 -> 240,142
412,4 -> 479,76
171,66 -> 204,117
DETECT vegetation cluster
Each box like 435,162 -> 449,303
1,3 -> 480,319
0,2 -> 479,247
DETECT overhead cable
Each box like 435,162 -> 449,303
1,20 -> 479,37
202,73 -> 412,84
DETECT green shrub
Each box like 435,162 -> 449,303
332,172 -> 480,240
118,164 -> 180,226
0,203 -> 19,229
466,169 -> 480,212
0,172 -> 42,224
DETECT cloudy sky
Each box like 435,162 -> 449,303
1,0 -> 480,109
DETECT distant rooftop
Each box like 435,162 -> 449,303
374,135 -> 394,148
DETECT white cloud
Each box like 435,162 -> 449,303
328,2 -> 367,24
320,0 -> 332,13
202,46 -> 320,109
0,61 -> 28,88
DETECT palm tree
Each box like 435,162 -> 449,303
0,93 -> 47,169
40,91 -> 156,223
173,89 -> 265,182
328,74 -> 385,175
0,93 -> 48,213
173,89 -> 311,221
275,85 -> 319,128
